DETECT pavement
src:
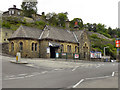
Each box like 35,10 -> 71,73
75,72 -> 118,88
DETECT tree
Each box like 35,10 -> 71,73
21,1 -> 38,18
58,12 -> 68,27
46,12 -> 58,26
70,18 -> 83,29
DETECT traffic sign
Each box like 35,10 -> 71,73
116,44 -> 120,47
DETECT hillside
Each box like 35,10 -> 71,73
1,16 -> 117,59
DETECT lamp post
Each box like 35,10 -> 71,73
104,46 -> 109,57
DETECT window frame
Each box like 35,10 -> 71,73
32,43 -> 34,51
11,42 -> 14,51
19,42 -> 23,51
35,43 -> 37,51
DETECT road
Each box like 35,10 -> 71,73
1,55 -> 118,89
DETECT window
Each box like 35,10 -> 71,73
61,44 -> 64,52
11,42 -> 14,51
9,11 -> 11,15
32,43 -> 34,51
35,43 -> 37,51
69,46 -> 71,52
75,46 -> 77,53
19,42 -> 23,51
12,10 -> 14,14
67,45 -> 71,53
18,12 -> 20,15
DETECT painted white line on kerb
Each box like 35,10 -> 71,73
72,66 -> 79,71
112,72 -> 115,76
72,79 -> 84,88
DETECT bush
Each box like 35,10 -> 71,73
90,34 -> 100,39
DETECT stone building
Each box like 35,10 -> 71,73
0,28 -> 14,54
3,5 -> 22,17
0,28 -> 14,43
3,5 -> 45,22
8,25 -> 90,60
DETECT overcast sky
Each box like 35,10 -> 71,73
0,0 -> 119,29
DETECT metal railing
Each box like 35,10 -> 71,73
55,52 -> 80,60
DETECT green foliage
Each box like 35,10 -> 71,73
2,21 -> 11,29
46,12 -> 58,26
90,34 -> 100,39
21,1 -> 38,18
46,12 -> 68,27
58,12 -> 68,27
35,21 -> 46,26
70,18 -> 83,29
90,34 -> 117,59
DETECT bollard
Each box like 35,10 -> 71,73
16,52 -> 21,62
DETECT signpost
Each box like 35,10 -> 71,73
115,38 -> 120,62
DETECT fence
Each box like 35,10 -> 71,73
55,52 -> 80,60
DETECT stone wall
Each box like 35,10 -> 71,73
79,31 -> 90,60
0,28 -> 14,43
9,39 -> 39,58
40,39 -> 78,58
2,43 -> 9,54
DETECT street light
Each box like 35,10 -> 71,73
104,46 -> 109,57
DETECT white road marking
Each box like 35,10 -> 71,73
4,77 -> 24,80
112,72 -> 115,76
72,79 -> 84,88
41,71 -> 48,74
18,74 -> 27,76
53,69 -> 63,71
96,65 -> 101,68
72,66 -> 79,71
6,75 -> 15,78
25,75 -> 34,78
85,76 -> 111,80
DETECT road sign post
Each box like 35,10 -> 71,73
115,38 -> 120,62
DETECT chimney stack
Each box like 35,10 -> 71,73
65,20 -> 70,29
13,5 -> 16,8
74,21 -> 79,30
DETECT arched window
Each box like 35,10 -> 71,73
11,42 -> 14,51
19,42 -> 23,51
67,45 -> 71,53
32,43 -> 34,51
61,44 -> 64,52
69,46 -> 71,52
75,46 -> 77,53
35,43 -> 37,51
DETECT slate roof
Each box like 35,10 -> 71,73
9,25 -> 43,39
9,25 -> 85,43
40,26 -> 78,43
